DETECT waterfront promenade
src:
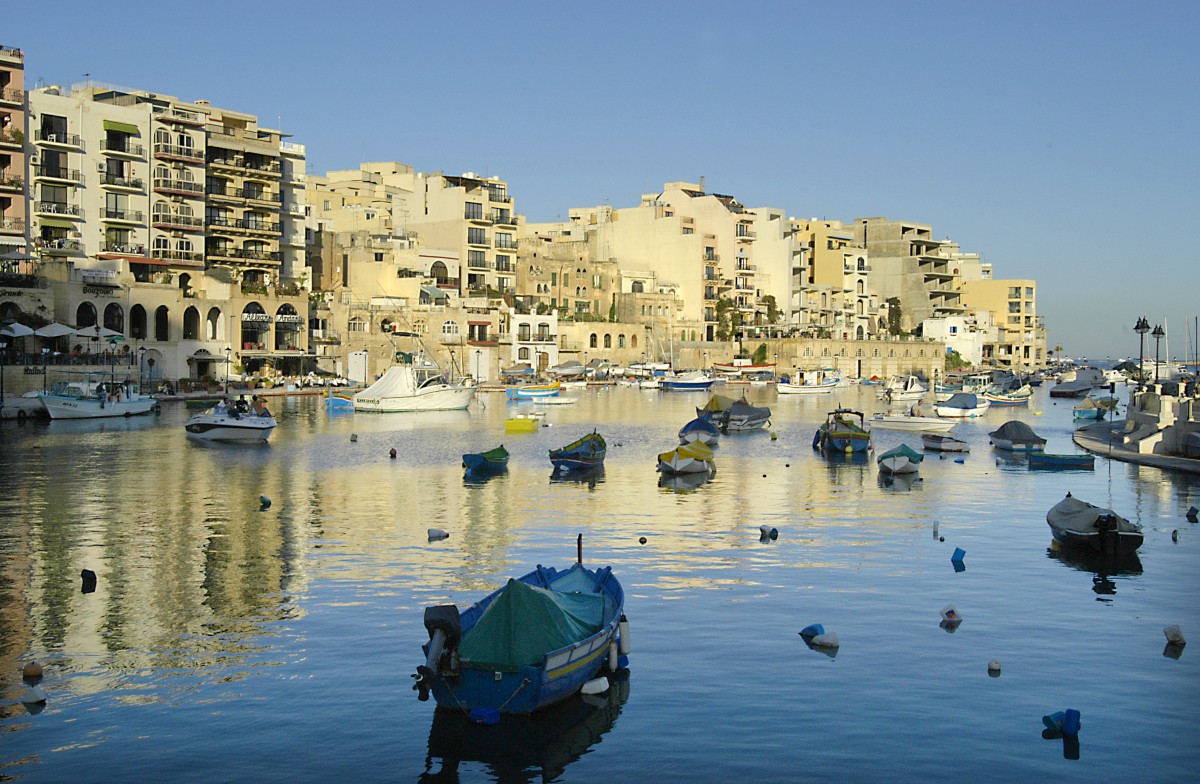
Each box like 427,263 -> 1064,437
1073,420 -> 1200,475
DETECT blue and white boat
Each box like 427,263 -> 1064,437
549,431 -> 606,472
678,416 -> 721,445
506,381 -> 561,400
462,445 -> 510,476
933,392 -> 990,418
413,560 -> 626,716
660,371 -> 715,392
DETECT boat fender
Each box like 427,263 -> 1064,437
259,496 -> 271,511
1163,625 -> 1186,645
618,615 -> 631,655
350,433 -> 357,442
638,537 -> 647,545
608,641 -> 618,671
22,661 -> 43,681
81,569 -> 97,594
759,525 -> 778,540
389,448 -> 397,459
940,605 -> 961,623
428,528 -> 449,541
988,659 -> 1001,677
581,676 -> 609,695
809,632 -> 839,649
1187,506 -> 1199,523
1172,530 -> 1178,542
1062,709 -> 1081,736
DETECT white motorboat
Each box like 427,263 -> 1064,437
933,392 -> 990,418
185,407 -> 276,442
355,361 -> 477,412
879,375 -> 929,402
877,444 -> 924,474
778,378 -> 839,394
36,375 -> 157,420
870,402 -> 957,432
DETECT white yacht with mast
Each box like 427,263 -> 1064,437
353,330 -> 477,412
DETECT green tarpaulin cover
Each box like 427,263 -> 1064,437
458,579 -> 605,672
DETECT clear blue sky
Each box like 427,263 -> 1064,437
7,1 -> 1198,361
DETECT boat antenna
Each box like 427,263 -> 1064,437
577,533 -> 583,564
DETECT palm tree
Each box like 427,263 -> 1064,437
1052,345 -> 1063,365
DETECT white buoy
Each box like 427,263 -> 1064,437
1164,625 -> 1186,645
940,605 -> 962,623
618,615 -> 631,655
581,676 -> 609,695
809,631 -> 839,649
427,528 -> 449,541
988,659 -> 1002,674
20,685 -> 47,705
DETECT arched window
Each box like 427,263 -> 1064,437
919,350 -> 925,358
206,307 -> 221,340
857,257 -> 866,271
518,347 -> 529,361
590,333 -> 598,348
856,328 -> 865,342
442,320 -> 460,338
822,347 -> 830,357
857,300 -> 865,315
889,349 -> 896,358
380,318 -> 394,334
604,334 -> 612,348
154,305 -> 170,341
130,304 -> 147,340
413,319 -> 426,335
631,280 -> 644,293
153,200 -> 170,221
154,129 -> 170,146
103,303 -> 124,334
874,348 -> 880,357
349,317 -> 367,333
857,280 -> 865,295
904,349 -> 911,358
179,273 -> 192,297
276,304 -> 300,350
76,302 -> 97,328
631,335 -> 638,349
804,347 -> 813,357
518,323 -> 531,341
239,302 -> 265,348
618,334 -> 626,348
183,306 -> 200,340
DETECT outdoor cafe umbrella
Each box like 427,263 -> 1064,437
72,325 -> 124,339
1,322 -> 35,338
0,248 -> 36,262
34,323 -> 76,338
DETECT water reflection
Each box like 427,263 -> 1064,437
420,672 -> 629,783
658,471 -> 711,494
877,472 -> 922,492
548,466 -> 606,488
1046,544 -> 1143,599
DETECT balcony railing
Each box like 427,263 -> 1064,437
207,216 -> 281,233
151,213 -> 204,230
100,139 -> 144,156
100,241 -> 146,254
152,106 -> 204,125
33,166 -> 82,183
465,210 -> 491,222
0,171 -> 22,190
1,86 -> 23,104
703,253 -> 719,262
491,211 -> 515,225
35,237 -> 83,252
242,189 -> 281,203
495,239 -> 517,250
0,216 -> 26,233
102,208 -> 144,222
34,129 -> 82,147
207,247 -> 282,262
101,173 -> 144,190
153,142 -> 204,162
153,177 -> 203,196
35,201 -> 82,217
0,127 -> 22,147
150,248 -> 203,263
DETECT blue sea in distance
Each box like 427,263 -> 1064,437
1,382 -> 1198,783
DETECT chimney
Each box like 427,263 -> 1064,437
699,176 -> 706,193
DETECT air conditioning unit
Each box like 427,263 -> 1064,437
70,231 -> 82,238
97,162 -> 106,171
29,155 -> 38,165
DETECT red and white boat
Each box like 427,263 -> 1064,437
711,356 -> 775,376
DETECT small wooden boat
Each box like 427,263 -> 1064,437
413,559 -> 625,715
711,357 -> 775,376
988,420 -> 1047,452
870,410 -> 957,432
813,408 -> 872,453
678,416 -> 720,445
507,381 -> 562,400
549,431 -> 606,472
983,384 -> 1033,406
777,378 -> 839,395
721,398 -> 771,432
463,445 -> 510,475
922,433 -> 970,452
1046,493 -> 1143,554
877,443 -> 923,474
657,441 -> 714,474
1029,453 -> 1095,470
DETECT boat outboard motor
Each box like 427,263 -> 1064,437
1095,514 -> 1119,555
413,605 -> 461,701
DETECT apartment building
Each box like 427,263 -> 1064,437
960,278 -> 1046,371
789,219 -> 880,340
5,79 -> 309,382
851,217 -> 966,330
0,44 -> 26,257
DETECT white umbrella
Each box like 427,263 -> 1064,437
0,249 -> 36,261
1,322 -> 35,338
35,323 -> 76,338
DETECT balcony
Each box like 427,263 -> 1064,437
735,228 -> 756,241
150,247 -> 203,264
152,106 -> 205,126
100,241 -> 146,255
33,166 -> 82,185
467,234 -> 489,248
1,86 -> 23,106
491,211 -> 515,226
518,333 -> 557,344
101,208 -> 145,224
735,262 -> 756,273
486,191 -> 511,204
0,216 -> 25,233
208,155 -> 242,171
703,253 -> 720,263
153,142 -> 204,164
0,127 -> 22,148
34,201 -> 82,218
242,189 -> 281,204
0,170 -> 22,191
151,213 -> 204,231
100,173 -> 144,192
100,139 -> 144,157
844,263 -> 871,273
35,237 -> 83,255
243,160 -> 282,178
207,216 -> 281,234
207,247 -> 282,265
465,210 -> 492,223
494,260 -> 513,273
466,257 -> 490,270
33,129 -> 82,149
153,177 -> 204,197
206,184 -> 243,202
310,330 -> 342,345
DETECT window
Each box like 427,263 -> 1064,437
442,320 -> 460,337
464,202 -> 482,220
949,326 -> 958,335
495,232 -> 514,249
348,317 -> 367,333
590,333 -> 598,348
374,252 -> 384,262
618,334 -> 626,348
518,347 -> 529,360
468,227 -> 487,245
1025,287 -> 1034,299
604,334 -> 611,348
682,227 -> 693,234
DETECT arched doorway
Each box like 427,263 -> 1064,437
275,303 -> 301,350
183,306 -> 200,340
0,302 -> 22,321
430,261 -> 449,284
154,305 -> 169,341
241,302 -> 268,350
129,304 -> 147,340
76,302 -> 98,328
103,303 -> 124,334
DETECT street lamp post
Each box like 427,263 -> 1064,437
1152,324 -> 1165,384
0,339 -> 7,418
138,347 -> 146,391
41,347 -> 49,393
224,346 -> 231,395
1134,316 -> 1149,390
475,349 -> 481,382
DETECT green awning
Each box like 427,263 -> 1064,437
39,218 -> 75,229
103,120 -> 140,135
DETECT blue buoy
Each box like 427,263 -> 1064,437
955,458 -> 965,464
259,496 -> 271,510
618,654 -> 629,668
1063,708 -> 1081,736
1042,711 -> 1065,732
799,623 -> 825,638
951,547 -> 966,563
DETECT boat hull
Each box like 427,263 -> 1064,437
354,385 -> 477,412
870,414 -> 956,432
1029,453 -> 1094,469
922,434 -> 970,452
661,380 -> 715,392
777,382 -> 836,394
990,438 -> 1045,452
463,448 -> 509,474
38,395 -> 156,419
185,413 -> 275,442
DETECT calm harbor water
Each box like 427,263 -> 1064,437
2,383 -> 1198,783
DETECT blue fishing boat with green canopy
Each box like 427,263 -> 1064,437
413,544 -> 626,717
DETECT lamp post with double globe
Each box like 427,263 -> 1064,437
1134,316 -> 1149,390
